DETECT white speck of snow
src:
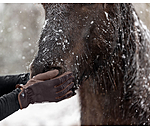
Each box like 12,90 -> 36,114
122,54 -> 126,59
104,11 -> 109,21
58,29 -> 63,32
23,27 -> 26,29
134,21 -> 138,26
30,49 -> 34,53
86,35 -> 90,38
133,11 -> 139,27
42,35 -> 49,42
140,99 -> 144,108
140,20 -> 148,30
43,37 -> 46,42
43,19 -> 49,29
43,48 -> 49,53
62,44 -> 66,50
56,42 -> 61,45
1,30 -> 3,33
64,39 -> 68,43
91,21 -> 94,24
145,53 -> 149,57
102,29 -> 107,33
22,56 -> 25,60
55,37 -> 58,41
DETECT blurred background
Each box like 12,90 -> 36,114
0,3 -> 149,126
0,4 -> 44,75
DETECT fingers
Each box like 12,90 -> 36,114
54,73 -> 76,102
55,76 -> 74,92
55,91 -> 75,102
55,77 -> 76,102
56,82 -> 74,96
53,72 -> 73,85
33,70 -> 59,80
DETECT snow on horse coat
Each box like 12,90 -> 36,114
30,3 -> 150,125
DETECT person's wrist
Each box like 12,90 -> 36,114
15,84 -> 24,89
18,87 -> 33,109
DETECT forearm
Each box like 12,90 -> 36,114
0,73 -> 30,97
0,88 -> 21,121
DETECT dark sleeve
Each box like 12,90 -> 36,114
0,88 -> 21,121
0,73 -> 30,97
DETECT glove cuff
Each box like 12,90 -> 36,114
17,84 -> 34,109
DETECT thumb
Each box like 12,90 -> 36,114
33,70 -> 59,81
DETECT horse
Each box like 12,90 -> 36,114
30,3 -> 150,125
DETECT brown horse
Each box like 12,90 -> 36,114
30,3 -> 150,125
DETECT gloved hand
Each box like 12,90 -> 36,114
16,70 -> 75,109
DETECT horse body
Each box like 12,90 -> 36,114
30,3 -> 150,125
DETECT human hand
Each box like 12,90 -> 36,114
17,70 -> 75,109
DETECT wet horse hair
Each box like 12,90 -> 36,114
30,3 -> 150,125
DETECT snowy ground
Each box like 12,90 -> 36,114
0,3 -> 150,126
0,93 -> 80,126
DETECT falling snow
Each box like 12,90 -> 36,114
1,3 -> 150,126
23,26 -> 26,29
